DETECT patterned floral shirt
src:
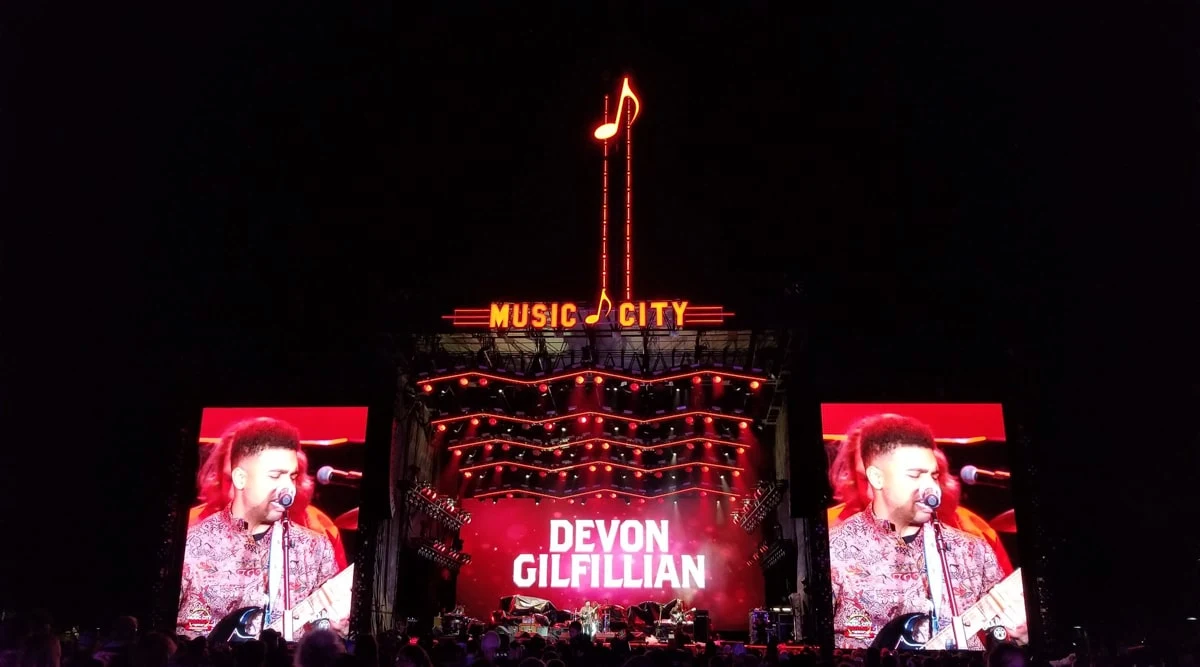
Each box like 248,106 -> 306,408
829,510 -> 1004,650
177,506 -> 338,637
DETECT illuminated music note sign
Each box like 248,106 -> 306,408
584,288 -> 614,325
593,78 -> 640,141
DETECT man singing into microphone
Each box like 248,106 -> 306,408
177,418 -> 339,637
828,414 -> 1008,650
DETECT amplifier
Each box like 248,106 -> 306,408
517,624 -> 541,635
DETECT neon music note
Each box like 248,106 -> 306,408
584,288 -> 614,325
593,78 -> 640,141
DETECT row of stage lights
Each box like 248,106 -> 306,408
745,540 -> 790,570
453,439 -> 747,456
415,538 -> 472,570
436,413 -> 751,432
421,370 -> 764,396
462,463 -> 742,479
477,488 -> 733,505
733,480 -> 788,533
405,481 -> 473,529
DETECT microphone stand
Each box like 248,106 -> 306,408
281,509 -> 295,642
930,510 -> 967,649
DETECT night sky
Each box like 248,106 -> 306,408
3,2 -> 1197,645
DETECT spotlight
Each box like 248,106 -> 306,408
578,416 -> 589,424
463,471 -> 472,478
422,383 -> 434,393
559,471 -> 567,478
437,424 -> 447,432
453,450 -> 463,457
739,421 -> 749,430
589,465 -> 597,472
494,465 -> 503,472
629,382 -> 640,392
601,442 -> 610,450
543,422 -> 555,432
595,416 -> 604,424
478,378 -> 489,387
604,465 -> 613,472
576,375 -> 586,385
459,378 -> 470,387
586,443 -> 594,450
692,375 -> 702,385
488,417 -> 498,426
470,418 -> 480,426
749,380 -> 760,390
594,376 -> 605,385
737,447 -> 745,454
733,470 -> 741,477
538,383 -> 549,393
685,416 -> 695,425
705,441 -> 713,449
702,466 -> 710,472
627,421 -> 638,431
712,375 -> 723,384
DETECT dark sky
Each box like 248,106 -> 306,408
3,2 -> 1197,644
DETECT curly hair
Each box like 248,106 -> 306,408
196,417 -> 316,513
828,413 -> 962,517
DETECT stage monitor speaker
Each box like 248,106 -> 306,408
693,616 -> 710,643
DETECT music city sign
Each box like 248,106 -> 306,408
512,520 -> 706,589
442,296 -> 734,330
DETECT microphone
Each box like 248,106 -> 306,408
277,491 -> 294,508
960,465 -> 1011,486
316,466 -> 364,486
920,488 -> 941,509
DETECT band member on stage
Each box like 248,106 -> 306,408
827,415 -> 1013,574
828,414 -> 1011,650
177,418 -> 340,637
578,601 -> 598,636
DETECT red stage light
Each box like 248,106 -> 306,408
594,376 -> 604,385
655,472 -> 663,478
559,471 -> 567,478
589,465 -> 597,472
638,498 -> 646,504
538,383 -> 549,393
737,447 -> 745,454
554,449 -> 563,457
494,465 -> 503,472
632,449 -> 641,456
704,416 -> 714,424
539,471 -> 547,478
685,416 -> 694,425
585,443 -> 594,450
692,375 -> 702,385
453,450 -> 462,457
459,378 -> 470,387
604,465 -> 613,472
712,375 -> 723,384
488,417 -> 498,426
749,380 -> 760,390
601,442 -> 610,450
634,471 -> 643,478
506,493 -> 514,499
596,493 -> 603,498
701,491 -> 708,497
479,378 -> 489,387
422,383 -> 434,393
629,382 -> 640,392
544,422 -> 555,432
702,466 -> 710,472
685,466 -> 693,473
568,498 -> 575,504
576,375 -> 586,385
610,492 -> 617,498
686,442 -> 695,450
732,470 -> 741,477
627,421 -> 638,430
739,421 -> 749,430
595,416 -> 605,424
463,471 -> 472,478
470,418 -> 480,426
501,444 -> 510,451
578,416 -> 589,424
437,424 -> 447,432
705,441 -> 713,449
485,444 -> 494,451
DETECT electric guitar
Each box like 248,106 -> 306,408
210,565 -> 355,643
873,569 -> 1026,650
670,607 -> 696,624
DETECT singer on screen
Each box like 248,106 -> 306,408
828,414 -> 1013,650
177,418 -> 340,637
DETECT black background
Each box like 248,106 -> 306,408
2,1 -> 1197,646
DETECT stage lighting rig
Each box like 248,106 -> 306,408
736,480 -> 787,533
414,538 -> 472,570
405,481 -> 472,530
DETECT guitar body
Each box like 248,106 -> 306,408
208,565 -> 355,643
870,569 -> 1026,651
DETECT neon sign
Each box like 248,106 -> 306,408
442,76 -> 733,331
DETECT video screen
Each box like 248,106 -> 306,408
177,407 -> 368,641
457,496 -> 764,632
822,404 -> 1027,651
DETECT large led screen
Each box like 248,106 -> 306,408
177,407 -> 368,641
457,496 -> 764,631
822,404 -> 1027,650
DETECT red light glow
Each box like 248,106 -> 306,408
470,418 -> 480,426
453,450 -> 462,457
704,416 -> 713,424
576,375 -> 586,385
595,416 -> 604,424
422,384 -> 434,393
604,465 -> 613,472
739,421 -> 749,430
488,417 -> 498,426
685,416 -> 694,425
712,375 -> 723,384
538,383 -> 549,393
421,368 -> 766,390
629,382 -> 640,392
578,416 -> 589,424
692,375 -> 702,385
437,424 -> 447,432
544,422 -> 555,432
749,380 -> 760,390
594,376 -> 604,385
463,471 -> 472,478
478,378 -> 489,387
459,378 -> 470,387
589,465 -> 597,472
